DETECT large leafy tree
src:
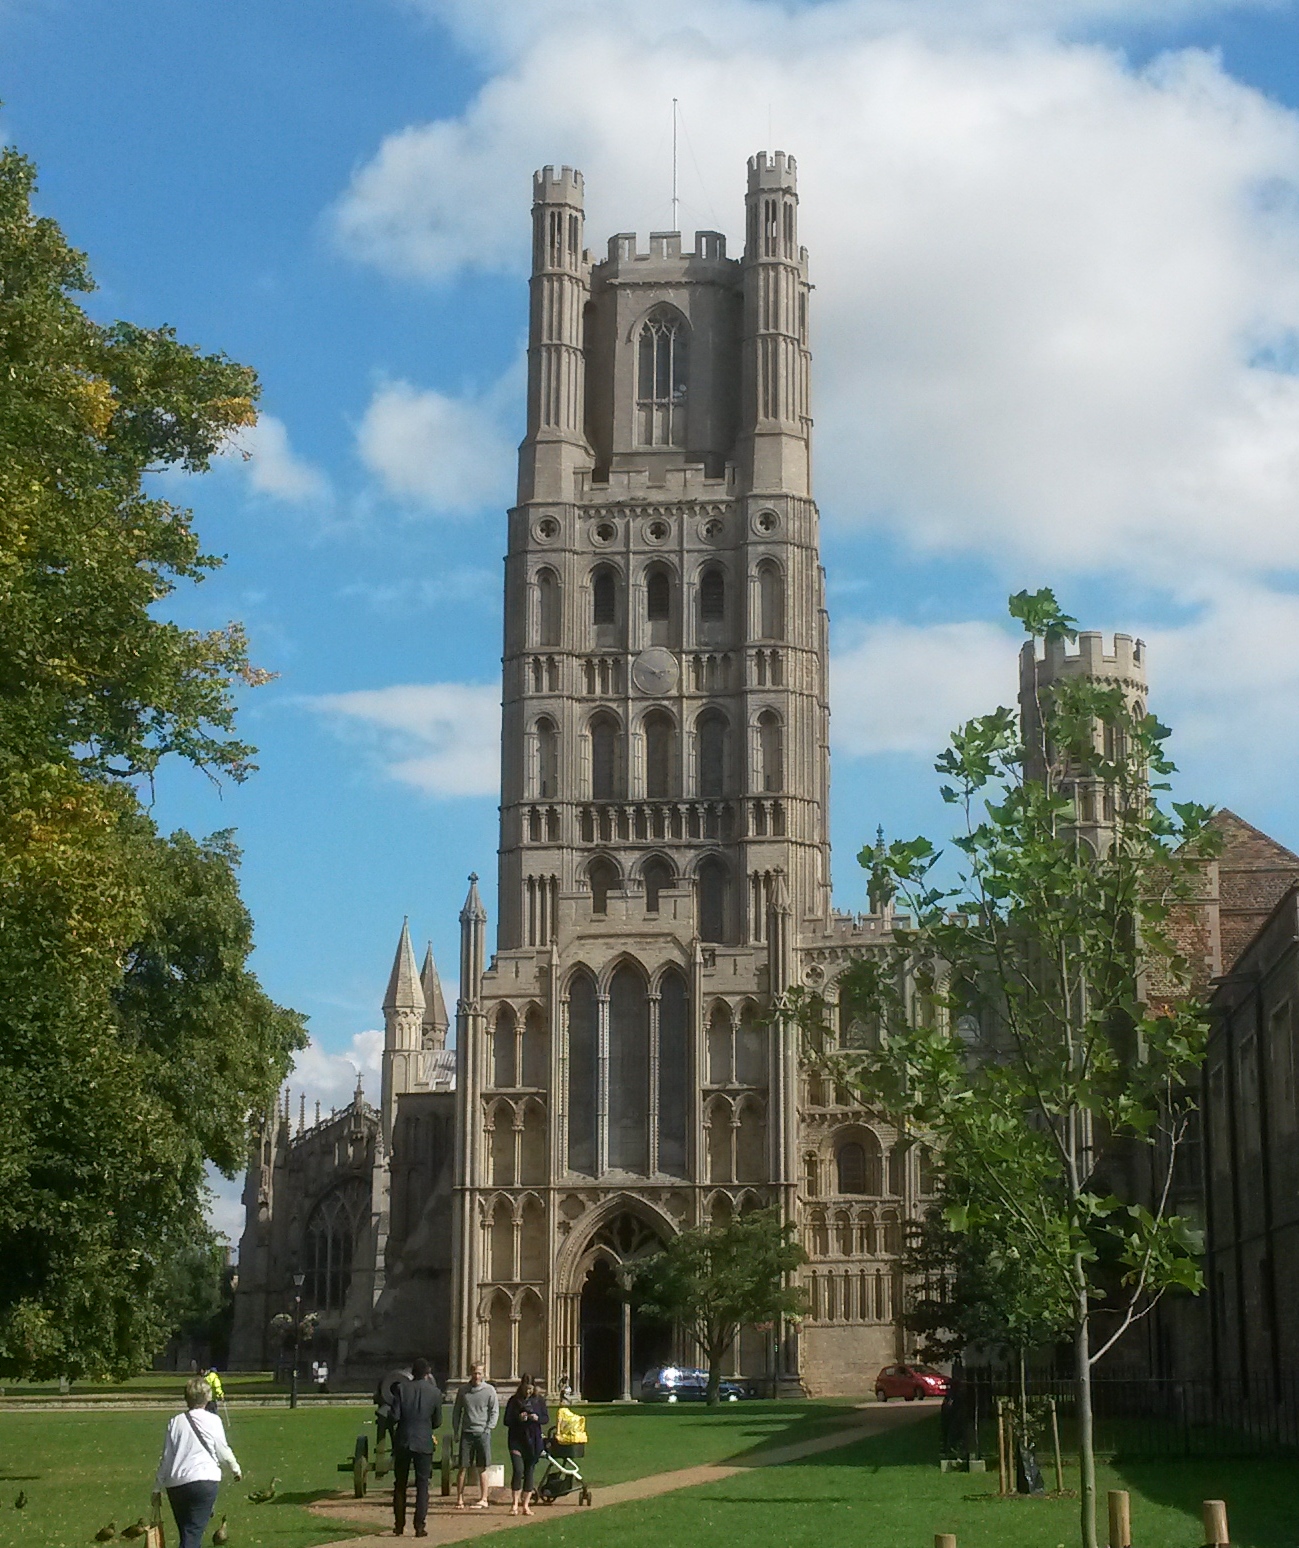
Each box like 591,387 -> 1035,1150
633,1208 -> 806,1405
0,145 -> 305,1378
797,591 -> 1215,1548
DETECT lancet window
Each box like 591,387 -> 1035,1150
636,308 -> 688,447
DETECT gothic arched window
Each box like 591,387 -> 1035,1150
536,568 -> 561,647
588,855 -> 620,915
697,855 -> 729,944
658,968 -> 689,1176
700,566 -> 725,624
608,962 -> 650,1173
591,566 -> 620,647
567,970 -> 598,1175
589,712 -> 621,799
493,1005 -> 517,1088
758,710 -> 783,793
303,1179 -> 368,1311
642,855 -> 675,914
644,709 -> 677,799
836,1131 -> 883,1195
696,708 -> 728,798
637,308 -> 688,447
757,560 -> 784,641
646,567 -> 672,621
536,717 -> 558,800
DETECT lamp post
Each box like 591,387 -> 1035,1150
289,1273 -> 306,1410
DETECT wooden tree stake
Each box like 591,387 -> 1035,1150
1108,1489 -> 1131,1548
1049,1397 -> 1064,1492
1203,1499 -> 1230,1546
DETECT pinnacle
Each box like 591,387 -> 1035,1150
420,942 -> 449,1034
382,917 -> 425,1013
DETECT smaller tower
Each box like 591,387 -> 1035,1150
381,917 -> 425,1148
1020,631 -> 1148,856
420,942 -> 450,1051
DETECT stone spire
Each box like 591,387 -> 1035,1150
383,916 -> 425,1015
459,875 -> 487,1009
420,942 -> 450,1050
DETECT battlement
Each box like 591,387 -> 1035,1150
748,150 -> 798,193
600,229 -> 732,268
533,164 -> 584,206
1029,630 -> 1147,684
575,462 -> 736,500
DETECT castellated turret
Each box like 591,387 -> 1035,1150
1019,631 -> 1149,854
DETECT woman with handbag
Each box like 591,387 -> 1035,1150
152,1377 -> 242,1548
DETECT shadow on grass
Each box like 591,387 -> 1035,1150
1113,1452 -> 1299,1548
718,1401 -> 878,1464
767,1412 -> 945,1471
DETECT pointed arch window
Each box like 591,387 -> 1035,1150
536,568 -> 561,647
588,855 -> 620,915
758,710 -> 783,793
643,709 -> 677,799
696,708 -> 728,798
637,308 -> 688,447
589,712 -> 622,800
757,561 -> 784,641
700,566 -> 726,624
536,717 -> 558,800
567,971 -> 598,1175
303,1179 -> 369,1311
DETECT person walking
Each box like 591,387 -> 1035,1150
152,1377 -> 241,1548
505,1374 -> 549,1516
390,1358 -> 443,1538
202,1367 -> 224,1415
452,1363 -> 499,1510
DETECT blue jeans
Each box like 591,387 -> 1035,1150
167,1480 -> 220,1548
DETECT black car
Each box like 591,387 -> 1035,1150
639,1366 -> 747,1403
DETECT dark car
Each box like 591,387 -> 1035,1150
874,1363 -> 949,1401
640,1366 -> 746,1403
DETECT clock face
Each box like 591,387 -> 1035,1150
631,647 -> 680,696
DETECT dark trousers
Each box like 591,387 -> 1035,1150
394,1448 -> 433,1530
167,1480 -> 220,1548
509,1442 -> 539,1493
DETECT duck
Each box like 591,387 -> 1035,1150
121,1521 -> 148,1540
93,1525 -> 116,1543
212,1515 -> 229,1545
246,1477 -> 279,1504
13,1492 -> 26,1510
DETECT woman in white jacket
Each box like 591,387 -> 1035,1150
153,1377 -> 242,1548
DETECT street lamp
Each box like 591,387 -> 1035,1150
289,1273 -> 306,1410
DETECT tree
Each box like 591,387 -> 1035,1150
632,1208 -> 806,1405
0,143 -> 305,1379
797,590 -> 1215,1548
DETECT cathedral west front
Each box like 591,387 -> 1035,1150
231,151 -> 942,1398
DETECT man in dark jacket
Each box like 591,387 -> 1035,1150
391,1358 -> 443,1537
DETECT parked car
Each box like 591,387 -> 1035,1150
640,1366 -> 747,1403
874,1363 -> 949,1401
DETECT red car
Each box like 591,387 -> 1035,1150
874,1363 -> 949,1401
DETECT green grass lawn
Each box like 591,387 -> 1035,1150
518,1415 -> 1299,1548
1,1403 -> 1294,1548
0,1398 -> 861,1547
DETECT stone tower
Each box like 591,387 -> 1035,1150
452,153 -> 917,1400
1019,631 -> 1148,855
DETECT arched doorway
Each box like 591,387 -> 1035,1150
573,1209 -> 674,1401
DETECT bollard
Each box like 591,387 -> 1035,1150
1108,1489 -> 1131,1548
935,1536 -> 957,1548
1203,1499 -> 1230,1546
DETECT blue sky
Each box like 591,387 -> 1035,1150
7,0 -> 1299,1233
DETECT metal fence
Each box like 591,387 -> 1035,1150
956,1372 -> 1299,1461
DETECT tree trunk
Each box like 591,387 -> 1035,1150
1074,1261 -> 1097,1548
706,1350 -> 722,1407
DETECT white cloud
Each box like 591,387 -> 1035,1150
308,683 -> 501,796
229,414 -> 330,503
204,1165 -> 246,1247
333,16 -> 1299,592
356,379 -> 515,515
832,618 -> 1018,757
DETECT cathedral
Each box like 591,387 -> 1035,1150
228,151 -> 1163,1397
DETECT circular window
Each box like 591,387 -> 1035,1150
645,519 -> 671,544
592,520 -> 617,545
753,509 -> 780,536
700,517 -> 725,543
534,517 -> 560,542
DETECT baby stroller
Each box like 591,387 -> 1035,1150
535,1407 -> 593,1507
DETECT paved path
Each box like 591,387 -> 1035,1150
309,1401 -> 934,1546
